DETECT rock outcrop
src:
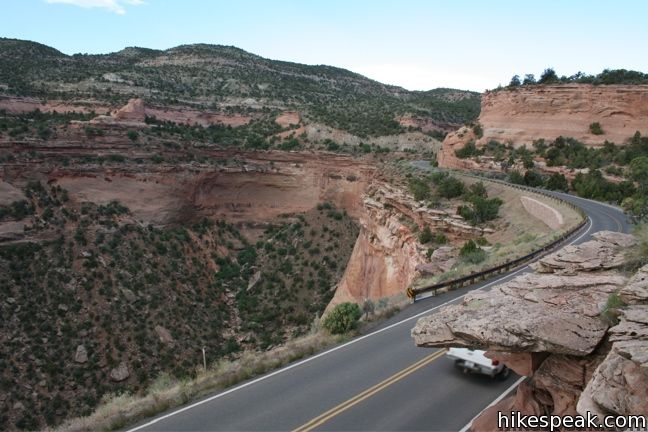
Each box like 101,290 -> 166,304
533,230 -> 635,274
479,84 -> 648,147
412,231 -> 648,430
0,96 -> 255,128
438,84 -> 648,171
578,267 -> 648,420
275,111 -> 300,127
113,98 -> 146,122
74,345 -> 88,364
88,98 -> 146,127
109,361 -> 130,382
331,181 -> 493,304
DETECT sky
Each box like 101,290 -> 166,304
2,0 -> 648,92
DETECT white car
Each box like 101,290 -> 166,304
446,348 -> 510,379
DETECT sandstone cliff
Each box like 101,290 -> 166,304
412,231 -> 648,430
438,84 -> 648,170
331,182 -> 492,305
480,84 -> 648,147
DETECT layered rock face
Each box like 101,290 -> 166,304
479,84 -> 648,147
331,182 -> 492,304
0,96 -> 255,127
412,231 -> 648,430
438,84 -> 648,170
2,150 -> 375,227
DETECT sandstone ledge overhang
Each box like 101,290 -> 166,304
411,231 -> 636,356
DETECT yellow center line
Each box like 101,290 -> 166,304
293,349 -> 448,432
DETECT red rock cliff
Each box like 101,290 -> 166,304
479,84 -> 648,147
438,84 -> 648,169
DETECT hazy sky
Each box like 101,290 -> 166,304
3,0 -> 648,91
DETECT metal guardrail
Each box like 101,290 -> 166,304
406,169 -> 588,301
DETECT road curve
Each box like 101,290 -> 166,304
126,162 -> 631,432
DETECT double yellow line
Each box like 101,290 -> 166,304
293,349 -> 448,432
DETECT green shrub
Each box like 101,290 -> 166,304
418,226 -> 433,244
601,291 -> 625,325
624,224 -> 648,270
459,240 -> 479,256
455,141 -> 481,159
508,170 -> 525,185
322,302 -> 362,334
589,122 -> 604,135
434,233 -> 448,244
472,124 -> 483,139
437,176 -> 465,199
408,177 -> 431,201
459,240 -> 486,264
475,236 -> 489,246
545,173 -> 569,191
127,130 -> 139,141
279,138 -> 300,151
523,170 -> 544,188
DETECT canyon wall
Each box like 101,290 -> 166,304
479,84 -> 648,147
1,151 -> 375,227
438,84 -> 648,170
412,231 -> 648,430
331,182 -> 493,305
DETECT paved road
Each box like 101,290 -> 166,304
127,162 -> 631,432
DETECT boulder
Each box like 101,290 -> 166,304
154,325 -> 174,345
74,345 -> 88,364
247,270 -> 262,291
620,264 -> 648,304
120,287 -> 137,303
110,361 -> 130,382
577,344 -> 648,418
114,98 -> 146,122
415,246 -> 457,276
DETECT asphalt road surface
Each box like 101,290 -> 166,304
127,162 -> 631,432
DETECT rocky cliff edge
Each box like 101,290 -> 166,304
411,231 -> 648,430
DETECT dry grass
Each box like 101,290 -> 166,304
53,331 -> 347,432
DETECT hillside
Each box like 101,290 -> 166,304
0,38 -> 480,138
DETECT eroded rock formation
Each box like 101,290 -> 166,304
331,181 -> 493,305
438,84 -> 648,171
480,84 -> 648,147
0,96 -> 255,127
411,231 -> 648,430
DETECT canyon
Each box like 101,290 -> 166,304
2,36 -> 647,431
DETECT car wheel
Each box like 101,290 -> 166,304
497,366 -> 510,380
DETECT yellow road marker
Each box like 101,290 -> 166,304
293,349 -> 448,432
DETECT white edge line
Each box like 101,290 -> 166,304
458,376 -> 526,432
127,216 -> 594,431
